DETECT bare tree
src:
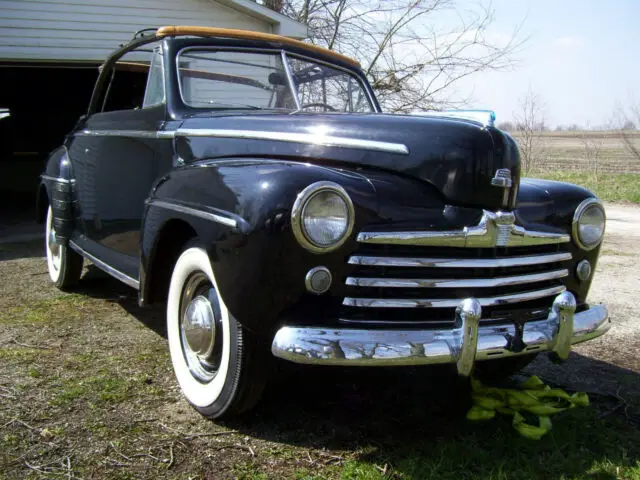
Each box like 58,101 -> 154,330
272,0 -> 525,112
497,121 -> 514,132
513,87 -> 545,174
613,100 -> 640,163
581,133 -> 602,180
264,0 -> 284,12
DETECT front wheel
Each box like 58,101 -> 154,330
166,245 -> 269,419
45,206 -> 83,290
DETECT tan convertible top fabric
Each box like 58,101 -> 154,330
156,26 -> 361,68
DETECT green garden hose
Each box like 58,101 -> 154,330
467,375 -> 590,439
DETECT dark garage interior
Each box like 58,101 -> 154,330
0,63 -> 98,222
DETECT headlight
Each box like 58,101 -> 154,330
572,198 -> 605,250
292,181 -> 354,253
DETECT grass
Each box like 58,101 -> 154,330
1,239 -> 640,479
532,171 -> 640,203
334,410 -> 640,479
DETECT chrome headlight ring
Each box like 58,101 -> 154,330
572,198 -> 606,251
291,181 -> 355,254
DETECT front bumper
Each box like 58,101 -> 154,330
271,292 -> 610,375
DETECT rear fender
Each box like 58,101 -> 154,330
40,147 -> 75,242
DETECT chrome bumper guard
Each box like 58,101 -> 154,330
271,292 -> 610,374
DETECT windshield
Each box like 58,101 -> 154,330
177,48 -> 374,113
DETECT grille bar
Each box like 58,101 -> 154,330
343,285 -> 566,309
348,252 -> 572,268
345,268 -> 568,289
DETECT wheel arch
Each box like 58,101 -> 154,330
140,217 -> 198,305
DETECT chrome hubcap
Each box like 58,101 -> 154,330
48,228 -> 59,257
179,273 -> 223,383
47,215 -> 61,272
182,295 -> 216,359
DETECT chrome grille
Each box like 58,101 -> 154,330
341,218 -> 572,327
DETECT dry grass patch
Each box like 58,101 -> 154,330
1,241 -> 640,479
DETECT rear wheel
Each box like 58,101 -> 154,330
166,245 -> 269,419
45,206 -> 82,290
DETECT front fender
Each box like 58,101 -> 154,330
142,158 -> 377,336
517,178 -> 602,303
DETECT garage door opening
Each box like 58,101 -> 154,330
0,63 -> 98,221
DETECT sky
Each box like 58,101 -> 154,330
455,0 -> 640,128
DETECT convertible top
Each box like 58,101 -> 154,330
155,26 -> 360,69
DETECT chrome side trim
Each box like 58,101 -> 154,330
572,197 -> 606,251
77,129 -> 175,139
41,174 -> 74,184
174,128 -> 409,155
76,128 -> 407,155
358,210 -> 569,247
345,269 -> 568,288
348,252 -> 572,268
76,128 -> 408,154
271,294 -> 610,368
342,285 -> 566,308
69,240 -> 139,289
147,199 -> 238,228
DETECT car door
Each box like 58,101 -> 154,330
68,46 -> 173,278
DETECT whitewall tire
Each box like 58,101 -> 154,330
45,206 -> 82,290
167,244 -> 269,419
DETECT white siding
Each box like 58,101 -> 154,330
0,0 -> 273,62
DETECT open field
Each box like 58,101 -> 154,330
532,171 -> 640,203
522,130 -> 640,174
1,206 -> 640,479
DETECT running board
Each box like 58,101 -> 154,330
69,240 -> 140,290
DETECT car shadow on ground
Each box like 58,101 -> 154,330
15,254 -> 640,479
0,229 -> 46,261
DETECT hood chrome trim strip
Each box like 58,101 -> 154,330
358,210 -> 570,247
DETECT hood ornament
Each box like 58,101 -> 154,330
491,168 -> 512,188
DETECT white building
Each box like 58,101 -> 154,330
0,0 -> 306,62
0,0 -> 306,198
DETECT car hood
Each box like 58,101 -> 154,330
175,112 -> 521,211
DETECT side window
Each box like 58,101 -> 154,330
143,47 -> 165,107
100,44 -> 164,112
176,49 -> 295,110
287,57 -> 373,113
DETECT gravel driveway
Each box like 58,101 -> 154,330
523,202 -> 640,407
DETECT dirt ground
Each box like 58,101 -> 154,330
522,203 -> 640,398
0,203 -> 639,479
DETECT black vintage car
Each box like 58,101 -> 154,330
39,26 -> 610,419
